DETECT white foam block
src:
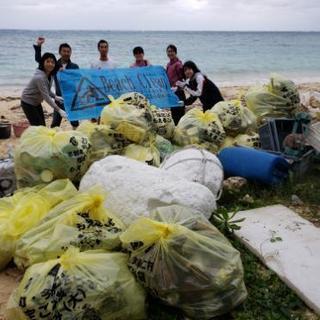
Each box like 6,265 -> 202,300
234,205 -> 320,314
80,156 -> 216,226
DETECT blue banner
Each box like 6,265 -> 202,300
57,66 -> 180,121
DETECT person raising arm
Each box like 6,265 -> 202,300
33,37 -> 79,128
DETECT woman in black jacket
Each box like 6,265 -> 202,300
177,61 -> 224,111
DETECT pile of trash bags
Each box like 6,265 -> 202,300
1,76 -> 311,318
1,152 -> 247,319
2,193 -> 246,319
121,205 -> 247,319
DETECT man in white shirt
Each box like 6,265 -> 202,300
90,39 -> 116,69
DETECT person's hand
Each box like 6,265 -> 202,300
58,109 -> 67,118
36,37 -> 45,46
55,96 -> 64,104
176,80 -> 186,88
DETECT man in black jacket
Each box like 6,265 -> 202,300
34,37 -> 79,128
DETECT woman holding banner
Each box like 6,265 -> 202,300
20,53 -> 67,126
166,44 -> 186,125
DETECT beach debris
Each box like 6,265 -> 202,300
218,147 -> 289,185
0,158 -> 16,197
241,194 -> 254,204
160,147 -> 224,198
291,194 -> 303,206
6,249 -> 146,320
245,75 -> 300,123
234,205 -> 320,314
120,209 -> 247,319
14,126 -> 91,187
0,179 -> 77,270
305,122 -> 320,152
14,187 -> 124,269
211,100 -> 257,136
223,176 -> 248,192
101,95 -> 153,144
151,107 -> 175,139
77,120 -> 129,164
80,155 -> 216,226
173,108 -> 225,153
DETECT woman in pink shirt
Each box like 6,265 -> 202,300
166,44 -> 186,124
130,46 -> 151,68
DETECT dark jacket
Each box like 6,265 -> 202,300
185,73 -> 224,111
34,44 -> 79,96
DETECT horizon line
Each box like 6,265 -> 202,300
1,28 -> 320,33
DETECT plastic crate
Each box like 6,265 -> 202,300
268,148 -> 314,178
259,118 -> 303,152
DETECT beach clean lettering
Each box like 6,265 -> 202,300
57,66 -> 180,121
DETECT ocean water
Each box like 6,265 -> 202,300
0,30 -> 320,91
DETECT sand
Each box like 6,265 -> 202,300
0,266 -> 23,319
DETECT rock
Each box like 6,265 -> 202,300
291,194 -> 304,206
241,194 -> 254,204
160,147 -> 224,199
223,177 -> 248,192
80,156 -> 216,226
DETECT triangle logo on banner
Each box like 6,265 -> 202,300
71,77 -> 111,111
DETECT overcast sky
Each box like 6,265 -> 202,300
1,0 -> 319,31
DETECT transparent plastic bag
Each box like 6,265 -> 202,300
15,187 -> 125,269
151,108 -> 175,139
173,109 -> 225,152
101,95 -> 154,144
14,126 -> 91,187
77,121 -> 129,163
7,248 -> 146,320
245,75 -> 300,123
124,143 -> 160,167
120,208 -> 247,319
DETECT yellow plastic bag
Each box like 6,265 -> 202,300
0,179 -> 77,270
245,75 -> 300,123
221,132 -> 260,149
173,108 -> 225,152
7,248 -> 146,320
212,100 -> 257,135
15,187 -> 125,269
101,95 -> 154,144
124,136 -> 161,167
14,126 -> 91,187
151,107 -> 175,139
121,206 -> 247,319
77,121 -> 128,163
118,92 -> 151,110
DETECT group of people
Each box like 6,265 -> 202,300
20,38 -> 224,127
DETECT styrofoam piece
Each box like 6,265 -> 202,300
80,156 -> 216,226
234,205 -> 320,314
160,147 -> 224,199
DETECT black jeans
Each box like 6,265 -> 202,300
51,101 -> 79,128
171,89 -> 186,125
21,100 -> 46,126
